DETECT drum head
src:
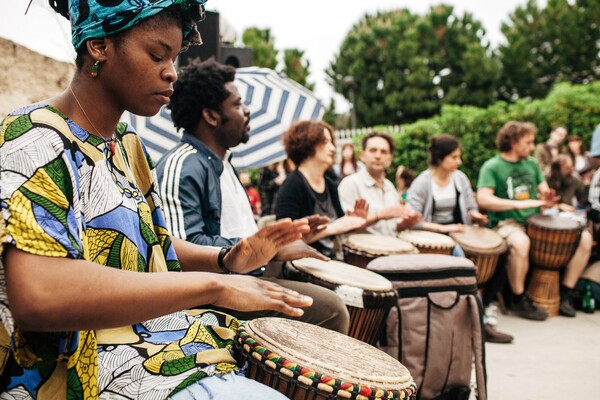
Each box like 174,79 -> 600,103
526,214 -> 581,230
291,258 -> 393,291
343,233 -> 416,255
398,230 -> 455,249
241,318 -> 415,392
450,226 -> 507,253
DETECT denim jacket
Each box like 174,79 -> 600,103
156,132 -> 239,247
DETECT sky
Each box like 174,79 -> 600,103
2,0 -> 545,111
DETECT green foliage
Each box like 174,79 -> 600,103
241,27 -> 278,69
498,0 -> 600,101
282,49 -> 314,90
379,81 -> 600,185
328,5 -> 500,126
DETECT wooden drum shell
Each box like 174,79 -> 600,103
284,259 -> 397,345
525,214 -> 583,316
450,226 -> 507,287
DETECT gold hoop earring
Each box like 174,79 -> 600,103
91,60 -> 101,77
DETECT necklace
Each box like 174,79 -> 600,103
69,86 -> 116,156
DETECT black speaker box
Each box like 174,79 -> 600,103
177,10 -> 219,66
219,46 -> 253,68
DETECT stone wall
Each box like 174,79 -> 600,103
0,38 -> 74,117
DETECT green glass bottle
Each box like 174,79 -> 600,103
582,281 -> 596,314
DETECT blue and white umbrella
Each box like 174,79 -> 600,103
122,67 -> 323,170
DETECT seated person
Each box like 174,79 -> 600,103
406,135 -> 488,235
546,154 -> 586,211
337,132 -> 421,237
566,135 -> 595,185
534,125 -> 568,174
405,134 -> 513,343
275,120 -> 367,259
477,121 -> 591,320
156,59 -> 350,334
395,165 -> 416,204
333,143 -> 364,179
0,1 -> 309,398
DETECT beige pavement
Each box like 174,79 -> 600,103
484,309 -> 600,399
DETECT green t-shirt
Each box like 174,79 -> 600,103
477,155 -> 544,227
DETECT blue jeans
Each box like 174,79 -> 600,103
170,372 -> 287,400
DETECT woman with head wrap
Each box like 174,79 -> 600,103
0,1 -> 310,398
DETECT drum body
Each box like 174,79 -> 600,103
450,226 -> 507,286
397,230 -> 455,256
236,317 -> 417,400
525,214 -> 583,316
342,233 -> 417,269
284,257 -> 397,345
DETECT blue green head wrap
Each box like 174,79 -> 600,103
49,0 -> 207,52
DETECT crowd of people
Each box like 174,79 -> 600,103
0,0 -> 599,398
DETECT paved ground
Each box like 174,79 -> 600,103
484,309 -> 600,399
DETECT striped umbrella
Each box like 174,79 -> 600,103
122,67 -> 323,170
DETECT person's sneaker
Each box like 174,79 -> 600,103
484,323 -> 514,344
559,295 -> 577,317
484,303 -> 500,327
512,296 -> 548,321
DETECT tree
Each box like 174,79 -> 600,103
282,48 -> 314,90
327,5 -> 500,127
241,27 -> 278,69
498,0 -> 600,101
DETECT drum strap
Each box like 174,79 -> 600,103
398,284 -> 479,299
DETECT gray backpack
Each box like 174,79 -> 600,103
368,254 -> 486,400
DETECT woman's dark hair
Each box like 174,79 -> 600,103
566,135 -> 585,161
546,154 -> 571,192
395,165 -> 416,188
284,120 -> 335,166
338,143 -> 358,178
74,5 -> 184,69
168,58 -> 236,132
496,121 -> 537,152
428,134 -> 460,166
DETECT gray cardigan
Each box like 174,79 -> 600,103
406,169 -> 478,228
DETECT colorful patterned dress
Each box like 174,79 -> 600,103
0,104 -> 240,399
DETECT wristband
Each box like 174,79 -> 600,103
217,246 -> 233,274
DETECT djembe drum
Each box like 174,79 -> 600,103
450,226 -> 507,286
526,214 -> 583,316
397,230 -> 455,255
342,233 -> 417,269
236,317 -> 417,400
284,257 -> 397,345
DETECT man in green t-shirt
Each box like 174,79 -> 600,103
477,121 -> 591,320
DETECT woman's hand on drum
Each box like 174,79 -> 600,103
212,275 -> 313,317
323,215 -> 366,236
347,198 -> 370,220
224,218 -> 309,273
301,214 -> 330,244
437,223 -> 465,233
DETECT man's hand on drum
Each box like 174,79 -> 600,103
557,203 -> 577,213
224,218 -> 309,273
468,210 -> 489,227
515,199 -> 549,210
212,275 -> 313,317
274,239 -> 330,262
538,188 -> 561,208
